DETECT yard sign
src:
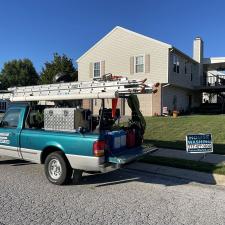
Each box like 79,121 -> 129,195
186,134 -> 213,153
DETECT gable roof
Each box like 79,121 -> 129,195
76,26 -> 172,62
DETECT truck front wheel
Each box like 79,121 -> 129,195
44,151 -> 72,185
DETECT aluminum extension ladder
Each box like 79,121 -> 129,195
0,76 -> 157,102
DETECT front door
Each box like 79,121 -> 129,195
0,109 -> 22,158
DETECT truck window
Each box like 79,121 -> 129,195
1,109 -> 21,128
25,109 -> 44,129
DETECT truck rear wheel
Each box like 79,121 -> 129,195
44,151 -> 72,185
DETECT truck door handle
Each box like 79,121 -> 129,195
11,132 -> 16,136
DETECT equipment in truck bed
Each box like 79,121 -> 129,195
44,108 -> 90,132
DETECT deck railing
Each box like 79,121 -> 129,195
204,72 -> 225,87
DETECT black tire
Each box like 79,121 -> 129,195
44,151 -> 72,185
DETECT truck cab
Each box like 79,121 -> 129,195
0,104 -> 26,158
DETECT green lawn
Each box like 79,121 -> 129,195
144,115 -> 225,154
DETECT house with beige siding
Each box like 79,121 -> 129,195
77,26 -> 225,116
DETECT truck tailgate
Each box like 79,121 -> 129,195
107,145 -> 158,165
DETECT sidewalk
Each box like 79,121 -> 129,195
151,148 -> 225,165
127,148 -> 225,186
127,162 -> 225,185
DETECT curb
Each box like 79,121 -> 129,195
213,174 -> 225,185
126,162 -> 225,186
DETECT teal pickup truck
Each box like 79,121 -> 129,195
0,103 -> 156,185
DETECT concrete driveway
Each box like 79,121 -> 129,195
0,156 -> 225,225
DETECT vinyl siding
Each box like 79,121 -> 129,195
124,94 -> 153,116
152,84 -> 162,115
168,52 -> 200,89
77,27 -> 169,84
162,85 -> 201,113
92,99 -> 123,115
91,95 -> 153,116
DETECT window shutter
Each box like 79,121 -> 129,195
89,62 -> 93,78
145,54 -> 150,73
130,56 -> 134,74
101,61 -> 105,76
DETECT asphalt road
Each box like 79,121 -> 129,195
0,157 -> 225,225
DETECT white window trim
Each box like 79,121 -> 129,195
93,61 -> 101,78
134,54 -> 145,74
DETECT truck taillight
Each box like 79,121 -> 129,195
93,140 -> 105,157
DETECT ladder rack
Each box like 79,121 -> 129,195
0,77 -> 156,102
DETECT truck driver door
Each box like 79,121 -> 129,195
0,108 -> 22,158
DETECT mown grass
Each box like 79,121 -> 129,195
143,115 -> 225,154
141,155 -> 225,175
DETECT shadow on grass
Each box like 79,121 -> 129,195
144,139 -> 225,155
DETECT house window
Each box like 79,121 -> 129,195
173,55 -> 180,74
93,62 -> 101,78
135,55 -> 144,73
190,65 -> 193,81
177,60 -> 180,73
173,55 -> 176,72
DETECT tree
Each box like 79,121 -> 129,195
40,53 -> 78,84
0,59 -> 39,89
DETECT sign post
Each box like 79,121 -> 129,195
186,133 -> 213,155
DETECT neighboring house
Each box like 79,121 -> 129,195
76,26 -> 225,116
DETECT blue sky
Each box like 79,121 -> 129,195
0,0 -> 225,72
